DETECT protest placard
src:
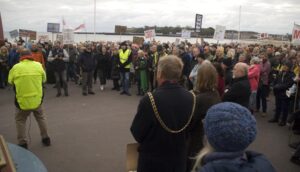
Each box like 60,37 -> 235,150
144,29 -> 156,39
292,23 -> 300,45
213,25 -> 226,41
63,29 -> 74,45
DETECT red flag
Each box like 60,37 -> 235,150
0,13 -> 4,46
74,24 -> 85,31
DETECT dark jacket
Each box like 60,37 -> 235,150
180,52 -> 192,77
130,82 -> 194,172
95,52 -> 109,71
224,67 -> 233,87
111,54 -> 120,79
223,76 -> 251,108
273,71 -> 295,99
78,51 -> 96,72
197,151 -> 276,172
187,90 -> 221,171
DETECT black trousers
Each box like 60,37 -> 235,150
274,96 -> 290,122
256,85 -> 269,113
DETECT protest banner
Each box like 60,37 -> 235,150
213,25 -> 226,41
115,25 -> 127,34
19,29 -> 37,40
292,23 -> 300,45
9,29 -> 19,39
144,29 -> 156,39
47,23 -> 60,33
195,14 -> 203,33
38,35 -> 49,43
133,36 -> 144,46
175,38 -> 180,45
181,29 -> 191,39
63,29 -> 74,45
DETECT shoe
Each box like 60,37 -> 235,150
65,93 -> 69,97
289,142 -> 300,149
290,156 -> 300,165
18,143 -> 28,149
278,121 -> 286,126
56,93 -> 61,97
82,93 -> 87,96
120,91 -> 126,95
42,137 -> 51,146
126,92 -> 132,96
261,112 -> 267,117
100,85 -> 104,91
116,88 -> 120,91
111,87 -> 116,90
268,118 -> 279,123
88,91 -> 95,95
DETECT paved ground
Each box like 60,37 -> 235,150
0,81 -> 300,172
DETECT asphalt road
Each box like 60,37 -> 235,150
0,81 -> 299,172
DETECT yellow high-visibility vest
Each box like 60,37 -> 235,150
119,49 -> 131,69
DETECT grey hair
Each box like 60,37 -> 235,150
157,55 -> 183,81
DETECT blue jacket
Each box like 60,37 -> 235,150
198,151 -> 276,172
8,49 -> 19,68
78,51 -> 96,72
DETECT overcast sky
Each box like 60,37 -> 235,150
1,0 -> 300,34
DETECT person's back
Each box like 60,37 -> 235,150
131,55 -> 195,172
9,58 -> 45,110
199,151 -> 275,172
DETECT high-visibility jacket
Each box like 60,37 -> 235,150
8,59 -> 46,110
119,49 -> 131,69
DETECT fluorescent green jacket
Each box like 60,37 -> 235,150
8,59 -> 46,110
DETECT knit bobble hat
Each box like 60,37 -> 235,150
204,102 -> 257,152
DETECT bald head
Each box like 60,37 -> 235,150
233,62 -> 249,79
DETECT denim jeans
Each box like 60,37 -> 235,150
120,72 -> 130,93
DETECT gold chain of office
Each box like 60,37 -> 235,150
147,91 -> 196,134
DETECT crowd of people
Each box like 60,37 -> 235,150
1,36 -> 300,171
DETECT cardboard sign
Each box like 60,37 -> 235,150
181,30 -> 191,39
292,23 -> 300,45
9,30 -> 19,39
213,25 -> 226,41
19,29 -> 37,40
195,14 -> 203,33
133,36 -> 144,46
47,23 -> 60,33
63,29 -> 74,45
144,29 -> 156,39
38,35 -> 49,43
115,25 -> 127,34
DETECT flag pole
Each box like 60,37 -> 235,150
238,5 -> 241,43
94,0 -> 96,42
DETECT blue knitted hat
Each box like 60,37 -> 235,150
204,102 -> 257,152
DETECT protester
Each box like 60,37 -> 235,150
269,60 -> 295,126
31,43 -> 45,69
66,44 -> 79,83
131,55 -> 195,172
95,46 -> 110,91
134,50 -> 148,96
48,43 -> 69,97
148,44 -> 158,91
213,62 -> 225,97
119,42 -> 132,96
8,49 -> 51,149
78,44 -> 96,96
111,48 -> 120,91
0,46 -> 9,89
248,57 -> 261,113
193,102 -> 276,172
221,58 -> 233,87
256,50 -> 271,117
223,62 -> 251,108
8,44 -> 20,68
189,53 -> 206,88
187,61 -> 221,171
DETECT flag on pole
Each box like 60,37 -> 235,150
62,17 -> 66,26
0,13 -> 4,46
74,24 -> 85,31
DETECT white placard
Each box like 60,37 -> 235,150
292,23 -> 300,45
144,29 -> 156,39
213,25 -> 226,41
63,29 -> 74,45
181,30 -> 191,39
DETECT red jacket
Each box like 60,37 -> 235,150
248,64 -> 260,91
